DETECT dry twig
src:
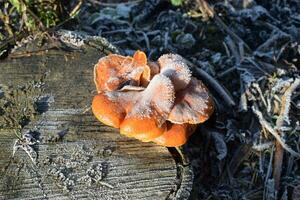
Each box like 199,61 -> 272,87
252,104 -> 300,158
273,78 -> 300,189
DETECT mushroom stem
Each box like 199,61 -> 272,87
175,146 -> 190,166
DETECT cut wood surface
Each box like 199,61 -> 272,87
0,32 -> 193,200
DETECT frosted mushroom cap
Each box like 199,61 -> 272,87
94,51 -> 151,92
92,93 -> 125,128
158,54 -> 192,91
120,74 -> 175,142
92,90 -> 138,128
93,73 -> 176,142
168,77 -> 214,124
132,50 -> 152,86
126,74 -> 175,124
152,123 -> 197,147
148,61 -> 160,78
92,51 -> 215,147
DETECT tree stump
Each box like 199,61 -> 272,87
0,31 -> 192,200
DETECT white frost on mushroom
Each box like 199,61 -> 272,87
126,74 -> 175,126
168,78 -> 214,124
158,54 -> 192,91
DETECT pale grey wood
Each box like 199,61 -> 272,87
0,32 -> 192,200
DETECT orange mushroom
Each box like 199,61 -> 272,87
167,77 -> 214,124
120,74 -> 175,142
152,123 -> 197,147
158,54 -> 192,91
94,50 -> 151,92
92,90 -> 135,128
92,73 -> 175,142
148,61 -> 160,78
92,93 -> 125,128
91,50 -> 214,147
132,50 -> 151,86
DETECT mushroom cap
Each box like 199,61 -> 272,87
158,54 -> 192,91
120,74 -> 175,142
92,51 -> 214,147
168,77 -> 214,124
152,123 -> 197,147
148,61 -> 160,78
92,93 -> 126,128
94,51 -> 151,92
133,50 -> 151,86
120,118 -> 167,142
92,90 -> 138,128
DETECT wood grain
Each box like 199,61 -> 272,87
0,33 -> 192,200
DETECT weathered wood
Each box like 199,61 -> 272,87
0,32 -> 192,200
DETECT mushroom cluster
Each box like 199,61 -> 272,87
92,51 -> 214,147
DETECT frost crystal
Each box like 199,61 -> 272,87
57,30 -> 86,47
168,78 -> 213,124
158,54 -> 192,91
126,74 -> 175,125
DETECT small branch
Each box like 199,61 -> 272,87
263,145 -> 274,200
0,10 -> 14,36
224,36 -> 241,64
196,0 -> 214,20
69,0 -> 83,18
273,141 -> 283,190
175,146 -> 189,166
252,83 -> 268,109
251,104 -> 300,158
136,31 -> 150,50
98,181 -> 114,189
273,78 -> 300,190
276,78 -> 300,129
239,79 -> 248,112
